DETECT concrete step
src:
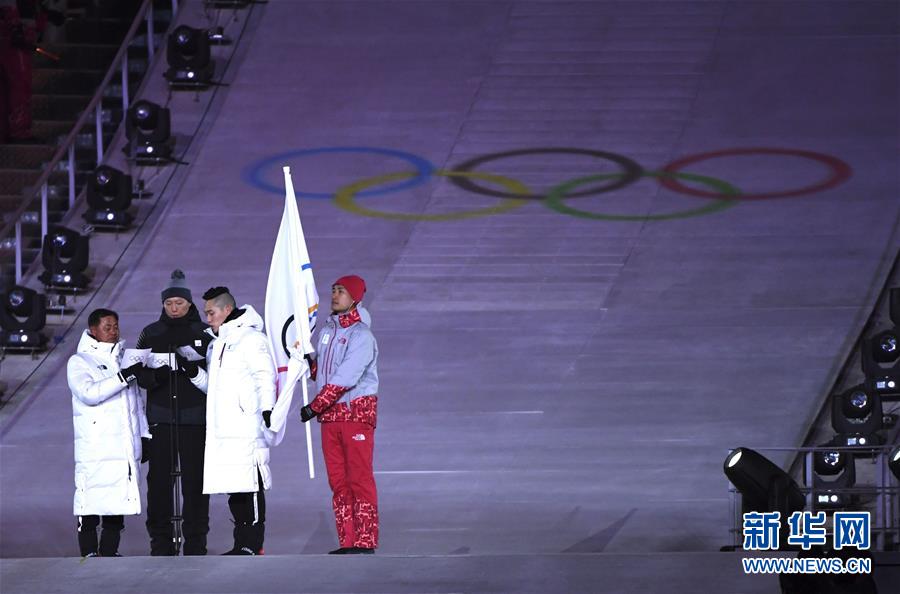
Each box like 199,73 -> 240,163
32,68 -> 143,95
0,146 -> 57,170
59,17 -> 142,45
0,170 -> 77,199
36,43 -> 119,70
32,69 -> 103,95
31,94 -> 94,121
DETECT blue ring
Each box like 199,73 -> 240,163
242,146 -> 436,199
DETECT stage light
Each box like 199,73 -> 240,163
0,286 -> 48,351
831,384 -> 884,446
165,25 -> 214,87
811,445 -> 856,509
84,166 -> 134,228
37,226 -> 90,291
724,447 -> 805,519
124,100 -> 173,163
871,329 -> 898,364
862,326 -> 900,400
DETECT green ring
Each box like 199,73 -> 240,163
543,171 -> 741,221
334,170 -> 531,221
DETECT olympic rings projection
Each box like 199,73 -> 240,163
243,145 -> 853,222
449,148 -> 644,199
544,171 -> 740,221
335,170 -> 531,221
243,146 -> 434,198
660,148 -> 852,200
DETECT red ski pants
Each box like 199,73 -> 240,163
321,421 -> 378,549
0,30 -> 34,142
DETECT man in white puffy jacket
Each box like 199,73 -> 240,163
189,287 -> 275,555
67,308 -> 150,557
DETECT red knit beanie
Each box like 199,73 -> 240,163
334,275 -> 366,303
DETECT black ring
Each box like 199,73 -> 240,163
449,148 -> 644,199
281,315 -> 295,358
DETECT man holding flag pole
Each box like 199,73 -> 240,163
299,275 -> 380,555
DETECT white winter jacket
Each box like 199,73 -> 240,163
191,305 -> 276,494
67,330 -> 149,516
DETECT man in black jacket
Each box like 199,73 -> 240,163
136,270 -> 212,555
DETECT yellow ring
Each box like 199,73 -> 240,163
333,170 -> 531,221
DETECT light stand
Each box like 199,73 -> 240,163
166,347 -> 184,555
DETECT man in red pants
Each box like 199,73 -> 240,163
0,1 -> 38,143
300,275 -> 379,554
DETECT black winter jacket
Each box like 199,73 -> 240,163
136,305 -> 212,425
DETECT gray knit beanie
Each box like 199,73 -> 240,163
161,269 -> 192,303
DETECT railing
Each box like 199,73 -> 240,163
0,0 -> 179,284
727,445 -> 899,551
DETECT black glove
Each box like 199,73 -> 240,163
300,405 -> 317,423
152,365 -> 173,384
140,437 -> 151,463
175,354 -> 200,378
120,363 -> 144,383
305,354 -> 317,381
135,366 -> 157,390
262,410 -> 272,428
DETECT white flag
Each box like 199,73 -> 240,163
263,166 -> 319,468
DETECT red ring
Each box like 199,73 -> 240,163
659,148 -> 852,200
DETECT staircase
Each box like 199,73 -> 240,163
0,0 -> 172,293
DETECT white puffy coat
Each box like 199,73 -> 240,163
191,305 -> 275,494
67,330 -> 149,516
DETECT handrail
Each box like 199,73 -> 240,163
0,0 -> 177,278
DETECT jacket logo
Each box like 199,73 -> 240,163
339,338 -> 347,344
194,340 -> 202,347
97,364 -> 107,370
352,433 -> 366,441
321,334 -> 330,345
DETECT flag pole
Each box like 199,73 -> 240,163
302,377 -> 315,479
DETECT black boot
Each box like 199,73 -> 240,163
99,527 -> 122,557
232,522 -> 264,555
147,521 -> 176,556
77,528 -> 98,557
222,546 -> 256,555
183,535 -> 208,556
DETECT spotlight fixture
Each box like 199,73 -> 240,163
869,329 -> 898,364
165,25 -> 214,87
124,100 -> 173,163
0,286 -> 48,351
830,384 -> 884,446
724,447 -> 805,520
38,226 -> 90,291
862,326 -> 900,400
811,444 -> 856,508
84,165 -> 134,228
